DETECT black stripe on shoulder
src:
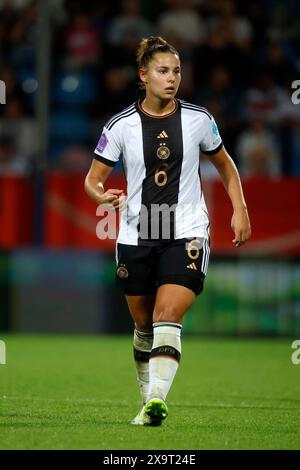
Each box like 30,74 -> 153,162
93,155 -> 116,167
105,104 -> 135,130
180,100 -> 210,112
180,101 -> 212,120
202,142 -> 223,155
105,103 -> 135,127
181,104 -> 212,120
107,108 -> 136,130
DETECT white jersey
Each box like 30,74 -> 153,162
94,99 -> 222,246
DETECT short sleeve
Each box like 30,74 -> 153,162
94,125 -> 122,167
200,115 -> 223,155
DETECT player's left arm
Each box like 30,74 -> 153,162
208,145 -> 252,248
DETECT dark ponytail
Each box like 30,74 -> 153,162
136,36 -> 179,70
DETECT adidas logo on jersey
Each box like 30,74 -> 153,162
187,263 -> 197,270
157,130 -> 168,138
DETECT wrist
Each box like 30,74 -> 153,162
233,204 -> 248,212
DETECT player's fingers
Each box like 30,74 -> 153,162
110,194 -> 127,209
232,229 -> 244,247
106,189 -> 124,195
234,240 -> 244,247
102,193 -> 118,204
111,198 -> 120,207
233,227 -> 251,246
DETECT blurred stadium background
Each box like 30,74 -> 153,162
1,0 -> 300,337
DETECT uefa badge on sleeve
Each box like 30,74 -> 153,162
97,133 -> 108,153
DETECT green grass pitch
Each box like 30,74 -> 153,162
0,334 -> 299,450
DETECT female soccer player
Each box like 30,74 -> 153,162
84,36 -> 251,426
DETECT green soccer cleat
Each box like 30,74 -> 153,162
131,406 -> 153,426
144,398 -> 168,425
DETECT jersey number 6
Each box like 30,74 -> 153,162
155,163 -> 168,187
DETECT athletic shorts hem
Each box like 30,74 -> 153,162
157,274 -> 205,296
120,286 -> 157,296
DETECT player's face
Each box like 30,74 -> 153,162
140,52 -> 181,101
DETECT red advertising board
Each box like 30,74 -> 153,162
1,174 -> 300,255
210,178 -> 300,255
0,176 -> 34,247
44,172 -> 126,251
44,174 -> 300,255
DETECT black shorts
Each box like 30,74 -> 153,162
115,238 -> 210,296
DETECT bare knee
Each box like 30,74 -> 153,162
135,318 -> 153,333
126,294 -> 155,332
153,305 -> 182,324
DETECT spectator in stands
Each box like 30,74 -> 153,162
107,0 -> 154,52
0,1 -> 17,61
8,0 -> 37,67
58,145 -> 91,172
211,0 -> 254,50
63,11 -> 100,66
263,41 -> 298,87
0,0 -> 32,8
157,0 -> 207,52
194,21 -> 255,89
0,0 -> 299,176
195,65 -> 242,151
236,119 -> 281,178
243,73 -> 284,124
99,65 -> 137,120
0,96 -> 37,162
0,135 -> 29,175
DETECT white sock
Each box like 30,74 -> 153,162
147,322 -> 182,403
133,329 -> 153,405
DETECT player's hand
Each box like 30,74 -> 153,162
99,188 -> 125,210
231,207 -> 251,248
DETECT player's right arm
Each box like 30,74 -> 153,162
84,159 -> 124,208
